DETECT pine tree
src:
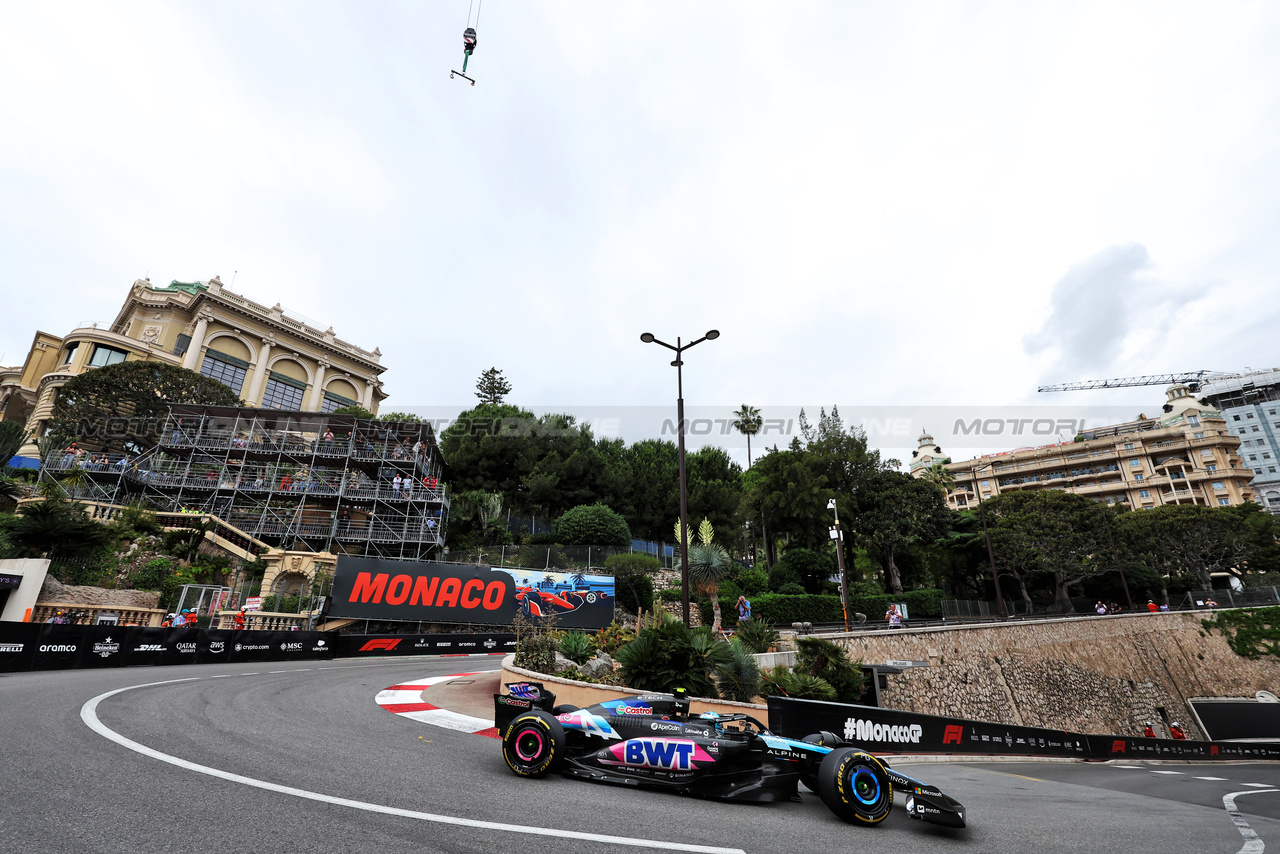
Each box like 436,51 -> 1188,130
474,368 -> 512,405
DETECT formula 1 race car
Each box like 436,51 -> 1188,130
494,682 -> 966,828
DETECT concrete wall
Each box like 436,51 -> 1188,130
827,611 -> 1280,740
0,559 -> 50,622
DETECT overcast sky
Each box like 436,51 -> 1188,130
3,2 -> 1279,466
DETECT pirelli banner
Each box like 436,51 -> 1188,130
328,556 -> 615,629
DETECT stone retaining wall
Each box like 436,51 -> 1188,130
827,610 -> 1280,740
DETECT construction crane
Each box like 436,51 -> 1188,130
1037,371 -> 1245,394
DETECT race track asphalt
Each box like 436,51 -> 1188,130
2,656 -> 1278,854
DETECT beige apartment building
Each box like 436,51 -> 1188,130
910,385 -> 1257,511
0,276 -> 386,462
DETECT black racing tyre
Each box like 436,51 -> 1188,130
551,704 -> 580,716
502,710 -> 566,778
818,748 -> 892,825
800,732 -> 842,792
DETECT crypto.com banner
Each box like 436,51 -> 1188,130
328,556 -> 615,629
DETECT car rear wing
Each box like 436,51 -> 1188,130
494,681 -> 558,734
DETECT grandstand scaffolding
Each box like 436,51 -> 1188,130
40,405 -> 450,560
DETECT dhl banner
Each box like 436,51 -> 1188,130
328,556 -> 615,629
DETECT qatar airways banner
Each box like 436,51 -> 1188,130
327,556 -> 615,629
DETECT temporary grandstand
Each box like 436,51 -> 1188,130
40,405 -> 449,560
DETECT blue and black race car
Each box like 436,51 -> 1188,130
494,682 -> 966,828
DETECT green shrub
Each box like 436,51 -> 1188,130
554,504 -> 631,547
614,614 -> 732,697
131,557 -> 177,591
715,641 -> 762,702
774,547 -> 836,594
778,582 -> 806,596
732,566 -> 769,596
594,622 -> 635,654
514,629 -> 561,673
768,563 -> 802,592
758,665 -> 836,701
611,559 -> 656,615
559,631 -> 595,664
795,636 -> 864,703
604,553 -> 662,574
733,618 -> 779,654
659,587 -> 684,602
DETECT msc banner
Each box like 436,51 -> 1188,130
337,632 -> 516,658
768,696 -> 1089,759
328,556 -> 614,629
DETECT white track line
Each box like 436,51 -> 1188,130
1197,777 -> 1230,781
1150,770 -> 1184,775
1224,788 -> 1280,854
82,678 -> 744,854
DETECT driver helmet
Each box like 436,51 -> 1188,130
699,711 -> 723,732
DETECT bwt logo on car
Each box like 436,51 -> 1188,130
843,718 -> 923,744
612,739 -> 700,771
359,639 -> 401,652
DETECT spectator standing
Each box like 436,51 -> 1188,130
392,474 -> 403,495
1146,600 -> 1159,613
886,604 -> 903,629
1095,601 -> 1107,615
323,429 -> 334,450
737,596 -> 751,622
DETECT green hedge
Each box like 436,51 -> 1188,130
701,588 -> 947,627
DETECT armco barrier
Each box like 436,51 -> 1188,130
768,696 -> 1280,761
0,624 -> 336,672
336,632 -> 516,658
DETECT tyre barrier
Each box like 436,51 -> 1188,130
768,696 -> 1280,762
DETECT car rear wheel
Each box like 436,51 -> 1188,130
818,748 -> 892,824
503,710 -> 566,778
551,704 -> 580,716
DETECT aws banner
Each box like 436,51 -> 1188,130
328,556 -> 615,629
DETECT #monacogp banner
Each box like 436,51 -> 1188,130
327,556 -> 615,629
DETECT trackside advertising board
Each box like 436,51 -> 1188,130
327,556 -> 615,629
768,696 -> 1280,761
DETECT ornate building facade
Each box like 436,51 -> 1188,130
1,276 -> 387,463
911,385 -> 1257,511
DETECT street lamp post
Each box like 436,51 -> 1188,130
641,329 -> 720,626
828,497 -> 851,632
969,464 -> 1006,618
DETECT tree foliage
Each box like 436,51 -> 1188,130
48,361 -> 241,453
0,421 -> 30,467
475,367 -> 512,405
851,470 -> 950,594
554,503 -> 631,547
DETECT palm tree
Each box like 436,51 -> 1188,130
731,405 -> 763,468
920,462 -> 957,496
676,517 -> 734,630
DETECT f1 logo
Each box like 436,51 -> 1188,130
942,725 -> 964,745
359,639 -> 401,652
1111,740 -> 1126,754
1210,745 -> 1220,756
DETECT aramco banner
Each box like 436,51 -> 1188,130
328,556 -> 615,629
